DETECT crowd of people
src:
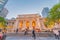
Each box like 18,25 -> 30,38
0,22 -> 60,40
14,24 -> 60,40
15,28 -> 36,39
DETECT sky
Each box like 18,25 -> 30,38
5,0 -> 58,19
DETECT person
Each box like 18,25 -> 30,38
2,32 -> 6,40
32,30 -> 36,39
16,29 -> 18,33
24,29 -> 28,35
0,32 -> 3,40
53,28 -> 59,39
52,23 -> 60,39
58,30 -> 60,36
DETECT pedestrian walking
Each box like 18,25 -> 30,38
52,23 -> 60,40
53,29 -> 59,39
24,29 -> 28,35
32,30 -> 36,39
16,29 -> 18,33
58,30 -> 60,36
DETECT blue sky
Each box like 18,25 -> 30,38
5,0 -> 58,19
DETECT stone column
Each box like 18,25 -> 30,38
36,18 -> 41,30
22,20 -> 26,30
29,20 -> 33,31
40,19 -> 46,30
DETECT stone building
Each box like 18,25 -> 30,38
7,18 -> 16,33
7,14 -> 46,33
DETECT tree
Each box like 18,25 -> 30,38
48,3 -> 60,22
45,3 -> 60,28
0,17 -> 6,28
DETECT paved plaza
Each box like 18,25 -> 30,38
6,36 -> 59,40
5,32 -> 59,40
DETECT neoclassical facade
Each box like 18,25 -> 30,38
7,14 -> 46,32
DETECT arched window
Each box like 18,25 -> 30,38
19,21 -> 23,29
32,20 -> 36,29
26,21 -> 29,29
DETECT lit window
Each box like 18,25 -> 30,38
32,20 -> 36,29
26,21 -> 29,29
19,21 -> 23,29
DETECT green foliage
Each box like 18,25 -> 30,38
0,17 -> 6,27
44,3 -> 60,28
47,3 -> 60,23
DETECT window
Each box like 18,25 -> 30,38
26,21 -> 29,29
19,21 -> 23,29
32,20 -> 36,29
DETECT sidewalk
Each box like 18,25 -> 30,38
6,36 -> 58,40
5,32 -> 60,40
6,32 -> 54,37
